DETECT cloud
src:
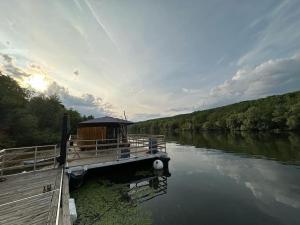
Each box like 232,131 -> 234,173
169,54 -> 300,115
0,53 -> 31,79
0,53 -> 114,117
237,0 -> 300,66
207,54 -> 300,107
45,82 -> 113,116
168,106 -> 198,113
84,0 -> 121,53
73,0 -> 83,12
30,63 -> 42,70
2,54 -> 12,63
132,113 -> 162,122
181,88 -> 202,94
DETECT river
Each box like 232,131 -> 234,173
71,132 -> 300,225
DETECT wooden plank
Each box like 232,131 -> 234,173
47,168 -> 63,225
61,174 -> 72,225
0,168 -> 63,225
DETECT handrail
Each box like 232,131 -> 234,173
67,134 -> 167,163
70,135 -> 165,142
2,144 -> 57,151
128,134 -> 165,137
0,144 -> 58,176
55,168 -> 64,225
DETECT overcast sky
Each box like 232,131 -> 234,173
0,0 -> 300,121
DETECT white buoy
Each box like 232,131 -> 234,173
153,159 -> 164,170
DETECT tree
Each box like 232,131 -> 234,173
28,95 -> 65,131
226,113 -> 244,130
68,108 -> 83,134
0,74 -> 90,148
286,103 -> 300,130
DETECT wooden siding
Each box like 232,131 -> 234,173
77,126 -> 106,140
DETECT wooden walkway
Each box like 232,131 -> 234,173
66,134 -> 168,175
0,134 -> 169,224
0,168 -> 63,225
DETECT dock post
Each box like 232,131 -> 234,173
59,113 -> 70,165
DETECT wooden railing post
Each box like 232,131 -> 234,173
54,145 -> 57,168
95,140 -> 98,156
164,136 -> 166,152
34,146 -> 37,171
1,150 -> 4,177
150,137 -> 153,154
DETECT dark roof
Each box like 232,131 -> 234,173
79,116 -> 134,126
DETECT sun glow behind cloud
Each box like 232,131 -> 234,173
25,74 -> 48,91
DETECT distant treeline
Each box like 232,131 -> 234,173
0,74 -> 93,148
130,91 -> 300,133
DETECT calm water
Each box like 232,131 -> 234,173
72,132 -> 300,225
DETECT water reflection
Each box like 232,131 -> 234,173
72,168 -> 170,225
167,131 -> 300,164
72,132 -> 300,225
128,174 -> 168,205
161,142 -> 300,225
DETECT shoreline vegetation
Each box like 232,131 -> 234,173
130,91 -> 300,133
0,73 -> 93,148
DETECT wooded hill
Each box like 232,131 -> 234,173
0,74 -> 93,148
130,91 -> 300,133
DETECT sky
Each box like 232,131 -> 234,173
0,0 -> 300,121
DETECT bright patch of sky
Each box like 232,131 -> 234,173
0,0 -> 300,121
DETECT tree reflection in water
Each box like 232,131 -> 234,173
167,131 -> 300,164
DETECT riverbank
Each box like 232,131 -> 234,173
130,90 -> 300,133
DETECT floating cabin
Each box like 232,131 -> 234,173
66,116 -> 169,178
77,116 -> 134,152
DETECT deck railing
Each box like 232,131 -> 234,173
67,134 -> 166,164
0,145 -> 58,176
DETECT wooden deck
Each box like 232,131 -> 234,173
0,168 -> 63,225
66,150 -> 169,173
67,147 -> 154,167
66,134 -> 168,174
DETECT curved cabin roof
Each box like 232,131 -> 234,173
79,116 -> 134,127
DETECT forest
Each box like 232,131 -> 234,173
0,74 -> 93,148
130,90 -> 300,133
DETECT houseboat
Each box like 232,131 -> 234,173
66,116 -> 170,180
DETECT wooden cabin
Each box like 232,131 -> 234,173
77,116 -> 133,151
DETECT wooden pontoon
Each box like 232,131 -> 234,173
0,115 -> 170,225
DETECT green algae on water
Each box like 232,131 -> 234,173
71,179 -> 153,225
